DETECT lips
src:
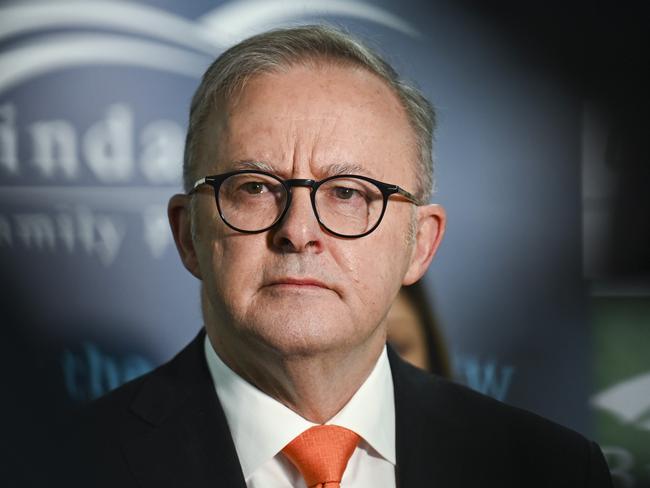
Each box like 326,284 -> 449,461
265,277 -> 331,290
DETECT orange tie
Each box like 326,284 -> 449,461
282,425 -> 361,488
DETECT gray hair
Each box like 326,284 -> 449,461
183,24 -> 436,202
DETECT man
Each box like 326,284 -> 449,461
81,25 -> 613,487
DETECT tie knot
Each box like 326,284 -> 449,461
282,425 -> 361,488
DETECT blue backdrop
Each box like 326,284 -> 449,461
1,1 -> 648,486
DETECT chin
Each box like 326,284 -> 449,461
242,312 -> 360,357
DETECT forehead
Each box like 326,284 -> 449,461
206,63 -> 417,181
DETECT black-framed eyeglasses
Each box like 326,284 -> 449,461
189,170 -> 420,238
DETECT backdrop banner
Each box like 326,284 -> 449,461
1,2 -> 647,486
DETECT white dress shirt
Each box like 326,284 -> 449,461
204,335 -> 397,487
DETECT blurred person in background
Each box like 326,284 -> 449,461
386,282 -> 451,377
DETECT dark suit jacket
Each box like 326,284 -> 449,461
75,329 -> 612,487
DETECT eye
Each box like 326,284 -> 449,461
333,186 -> 360,200
240,181 -> 268,194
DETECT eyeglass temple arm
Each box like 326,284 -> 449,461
394,186 -> 422,205
188,177 -> 207,195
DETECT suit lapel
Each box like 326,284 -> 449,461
121,329 -> 246,488
389,346 -> 465,487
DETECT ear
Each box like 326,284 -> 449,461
402,204 -> 446,285
168,194 -> 202,280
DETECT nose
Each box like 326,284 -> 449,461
271,186 -> 323,253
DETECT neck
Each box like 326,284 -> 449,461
205,320 -> 386,424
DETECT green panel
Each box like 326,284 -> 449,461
592,297 -> 650,488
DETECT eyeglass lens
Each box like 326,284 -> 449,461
217,173 -> 385,236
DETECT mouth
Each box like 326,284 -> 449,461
264,277 -> 332,291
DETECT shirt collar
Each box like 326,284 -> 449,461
203,335 -> 396,480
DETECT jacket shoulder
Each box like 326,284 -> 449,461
68,331 -> 212,487
390,352 -> 613,487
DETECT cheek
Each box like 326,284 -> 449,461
335,235 -> 407,309
199,230 -> 265,313
216,237 -> 261,283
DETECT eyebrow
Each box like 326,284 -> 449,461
227,160 -> 374,179
321,162 -> 370,177
230,160 -> 276,172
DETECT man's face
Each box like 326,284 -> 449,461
185,63 -> 440,357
